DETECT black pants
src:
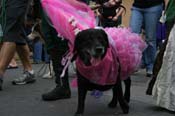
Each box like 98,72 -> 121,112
41,10 -> 69,87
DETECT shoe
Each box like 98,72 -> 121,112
146,71 -> 153,77
0,79 -> 3,91
42,72 -> 53,79
42,86 -> 71,101
7,65 -> 18,69
12,71 -> 36,85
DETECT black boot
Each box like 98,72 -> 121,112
42,71 -> 71,101
42,85 -> 71,101
42,41 -> 71,101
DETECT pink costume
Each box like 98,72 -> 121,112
41,0 -> 96,51
41,0 -> 147,85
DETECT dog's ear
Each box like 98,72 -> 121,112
73,31 -> 82,61
73,31 -> 80,54
73,30 -> 86,53
99,29 -> 109,48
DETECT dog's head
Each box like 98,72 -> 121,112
73,29 -> 109,66
27,20 -> 45,43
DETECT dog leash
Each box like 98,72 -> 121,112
60,51 -> 73,78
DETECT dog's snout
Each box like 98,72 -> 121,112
95,47 -> 104,55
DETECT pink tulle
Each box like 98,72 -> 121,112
41,0 -> 96,51
105,27 -> 147,80
41,0 -> 147,85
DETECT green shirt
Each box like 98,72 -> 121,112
166,0 -> 175,23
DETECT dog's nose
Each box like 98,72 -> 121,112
95,47 -> 104,55
96,48 -> 103,53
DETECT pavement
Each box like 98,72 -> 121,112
0,63 -> 175,116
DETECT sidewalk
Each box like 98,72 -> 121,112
0,64 -> 174,116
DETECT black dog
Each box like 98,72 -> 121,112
72,29 -> 131,116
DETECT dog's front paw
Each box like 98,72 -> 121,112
121,103 -> 129,114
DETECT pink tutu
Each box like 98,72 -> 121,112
41,0 -> 96,51
41,0 -> 147,85
105,27 -> 146,80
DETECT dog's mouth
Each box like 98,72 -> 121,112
90,57 -> 102,66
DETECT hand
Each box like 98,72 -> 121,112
112,16 -> 118,21
108,16 -> 113,19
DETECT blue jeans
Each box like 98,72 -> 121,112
129,4 -> 162,73
43,45 -> 50,63
33,41 -> 43,63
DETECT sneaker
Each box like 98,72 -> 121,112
42,86 -> 71,101
0,79 -> 3,91
42,72 -> 53,79
146,71 -> 153,77
12,71 -> 36,85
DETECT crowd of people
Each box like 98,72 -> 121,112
0,0 -> 175,113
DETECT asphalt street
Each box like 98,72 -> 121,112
0,64 -> 174,116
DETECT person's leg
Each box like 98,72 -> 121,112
129,7 -> 145,67
11,44 -> 36,85
42,39 -> 71,101
143,4 -> 162,77
40,2 -> 71,100
42,45 -> 53,79
0,0 -> 35,89
129,7 -> 143,34
0,42 -> 16,74
0,42 -> 16,90
43,45 -> 50,63
33,41 -> 43,63
7,54 -> 18,68
146,20 -> 175,95
16,44 -> 32,71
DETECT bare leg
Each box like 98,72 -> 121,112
0,42 -> 16,75
8,56 -> 18,67
11,44 -> 35,85
16,44 -> 32,71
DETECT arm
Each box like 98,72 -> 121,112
164,0 -> 169,10
89,4 -> 101,10
112,7 -> 125,21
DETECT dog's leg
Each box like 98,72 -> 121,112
124,77 -> 131,103
116,78 -> 129,114
108,86 -> 118,108
75,78 -> 87,116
